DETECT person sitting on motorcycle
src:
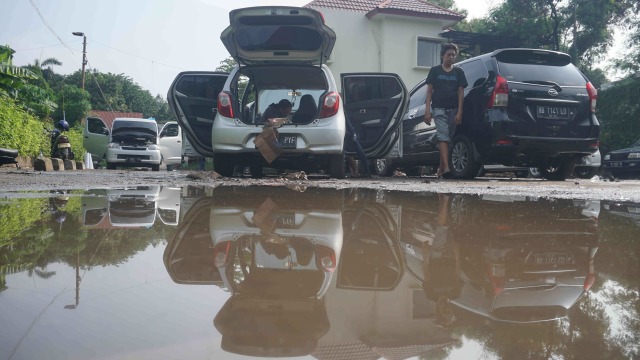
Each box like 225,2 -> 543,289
51,120 -> 73,160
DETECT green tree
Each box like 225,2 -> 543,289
53,84 -> 91,127
472,0 -> 635,68
215,57 -> 237,73
0,45 -> 37,97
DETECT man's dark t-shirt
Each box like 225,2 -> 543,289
261,104 -> 285,122
425,65 -> 468,109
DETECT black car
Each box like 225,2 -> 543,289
602,138 -> 640,178
373,48 -> 600,181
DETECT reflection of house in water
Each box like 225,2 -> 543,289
82,186 -> 181,228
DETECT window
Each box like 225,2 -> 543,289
417,38 -> 440,67
408,83 -> 427,110
87,118 -> 108,135
458,60 -> 489,90
162,123 -> 179,137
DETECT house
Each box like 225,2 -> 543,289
305,0 -> 465,90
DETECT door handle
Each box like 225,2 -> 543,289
359,109 -> 366,114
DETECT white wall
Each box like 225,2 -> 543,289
310,7 -> 449,91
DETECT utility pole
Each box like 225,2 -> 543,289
72,32 -> 87,91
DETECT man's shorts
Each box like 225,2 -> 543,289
433,108 -> 458,143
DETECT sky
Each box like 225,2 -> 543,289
1,0 -> 496,98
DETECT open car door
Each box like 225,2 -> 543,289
341,73 -> 408,159
167,72 -> 228,157
83,117 -> 110,162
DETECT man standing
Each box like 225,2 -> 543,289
424,43 -> 468,179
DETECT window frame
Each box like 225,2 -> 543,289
415,36 -> 442,69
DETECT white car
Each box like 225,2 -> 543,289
84,117 -> 182,170
168,6 -> 408,178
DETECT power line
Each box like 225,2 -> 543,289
27,0 -> 76,56
89,39 -> 186,71
85,59 -> 115,113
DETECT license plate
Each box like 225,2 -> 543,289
531,252 -> 574,266
610,162 -> 623,167
536,105 -> 572,120
279,135 -> 297,149
276,213 -> 296,228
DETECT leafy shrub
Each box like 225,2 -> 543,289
0,96 -> 49,156
598,78 -> 640,150
0,96 -> 86,158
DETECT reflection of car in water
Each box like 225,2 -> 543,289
421,195 -> 600,323
81,186 -> 181,228
209,186 -> 343,358
163,196 -> 221,285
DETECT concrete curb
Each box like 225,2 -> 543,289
14,155 -> 90,171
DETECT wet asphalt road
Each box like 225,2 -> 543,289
1,167 -> 639,202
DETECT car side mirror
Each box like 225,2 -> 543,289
160,130 -> 166,138
102,128 -> 109,135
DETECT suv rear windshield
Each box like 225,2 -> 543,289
496,51 -> 586,86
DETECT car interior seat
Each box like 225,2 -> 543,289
292,94 -> 318,124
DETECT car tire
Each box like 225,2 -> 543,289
540,158 -> 576,181
450,135 -> 482,179
373,158 -> 394,177
528,167 -> 541,178
106,162 -> 116,170
151,164 -> 160,171
249,158 -> 264,178
214,154 -> 235,177
574,166 -> 598,179
328,152 -> 346,179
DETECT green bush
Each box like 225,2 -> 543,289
598,78 -> 640,150
0,96 -> 49,156
0,96 -> 86,158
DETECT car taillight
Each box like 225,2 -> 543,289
489,263 -> 506,295
213,241 -> 231,268
319,92 -> 340,119
586,81 -> 598,113
488,75 -> 509,108
217,91 -> 234,118
583,272 -> 596,291
315,245 -> 336,272
588,140 -> 599,150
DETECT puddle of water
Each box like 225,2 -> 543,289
1,186 -> 639,359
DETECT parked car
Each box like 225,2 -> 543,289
167,6 -> 408,178
602,138 -> 640,178
84,117 -> 181,170
373,48 -> 600,181
573,149 -> 602,178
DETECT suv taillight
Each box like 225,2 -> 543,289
217,91 -> 234,118
319,92 -> 340,119
586,81 -> 598,113
488,75 -> 509,108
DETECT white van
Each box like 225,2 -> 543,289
84,117 -> 182,170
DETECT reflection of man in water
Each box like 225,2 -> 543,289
422,193 -> 462,327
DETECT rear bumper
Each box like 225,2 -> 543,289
212,115 -> 346,154
488,136 -> 599,165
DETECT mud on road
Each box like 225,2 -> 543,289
1,167 -> 639,202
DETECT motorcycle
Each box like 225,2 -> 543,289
51,128 -> 75,161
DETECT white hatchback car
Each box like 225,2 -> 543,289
168,6 -> 408,178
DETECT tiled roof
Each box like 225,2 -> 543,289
306,0 -> 464,19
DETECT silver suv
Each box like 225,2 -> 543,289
168,6 -> 408,178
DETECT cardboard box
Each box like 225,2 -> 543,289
254,127 -> 282,164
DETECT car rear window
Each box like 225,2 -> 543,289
496,51 -> 586,86
236,26 -> 323,52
